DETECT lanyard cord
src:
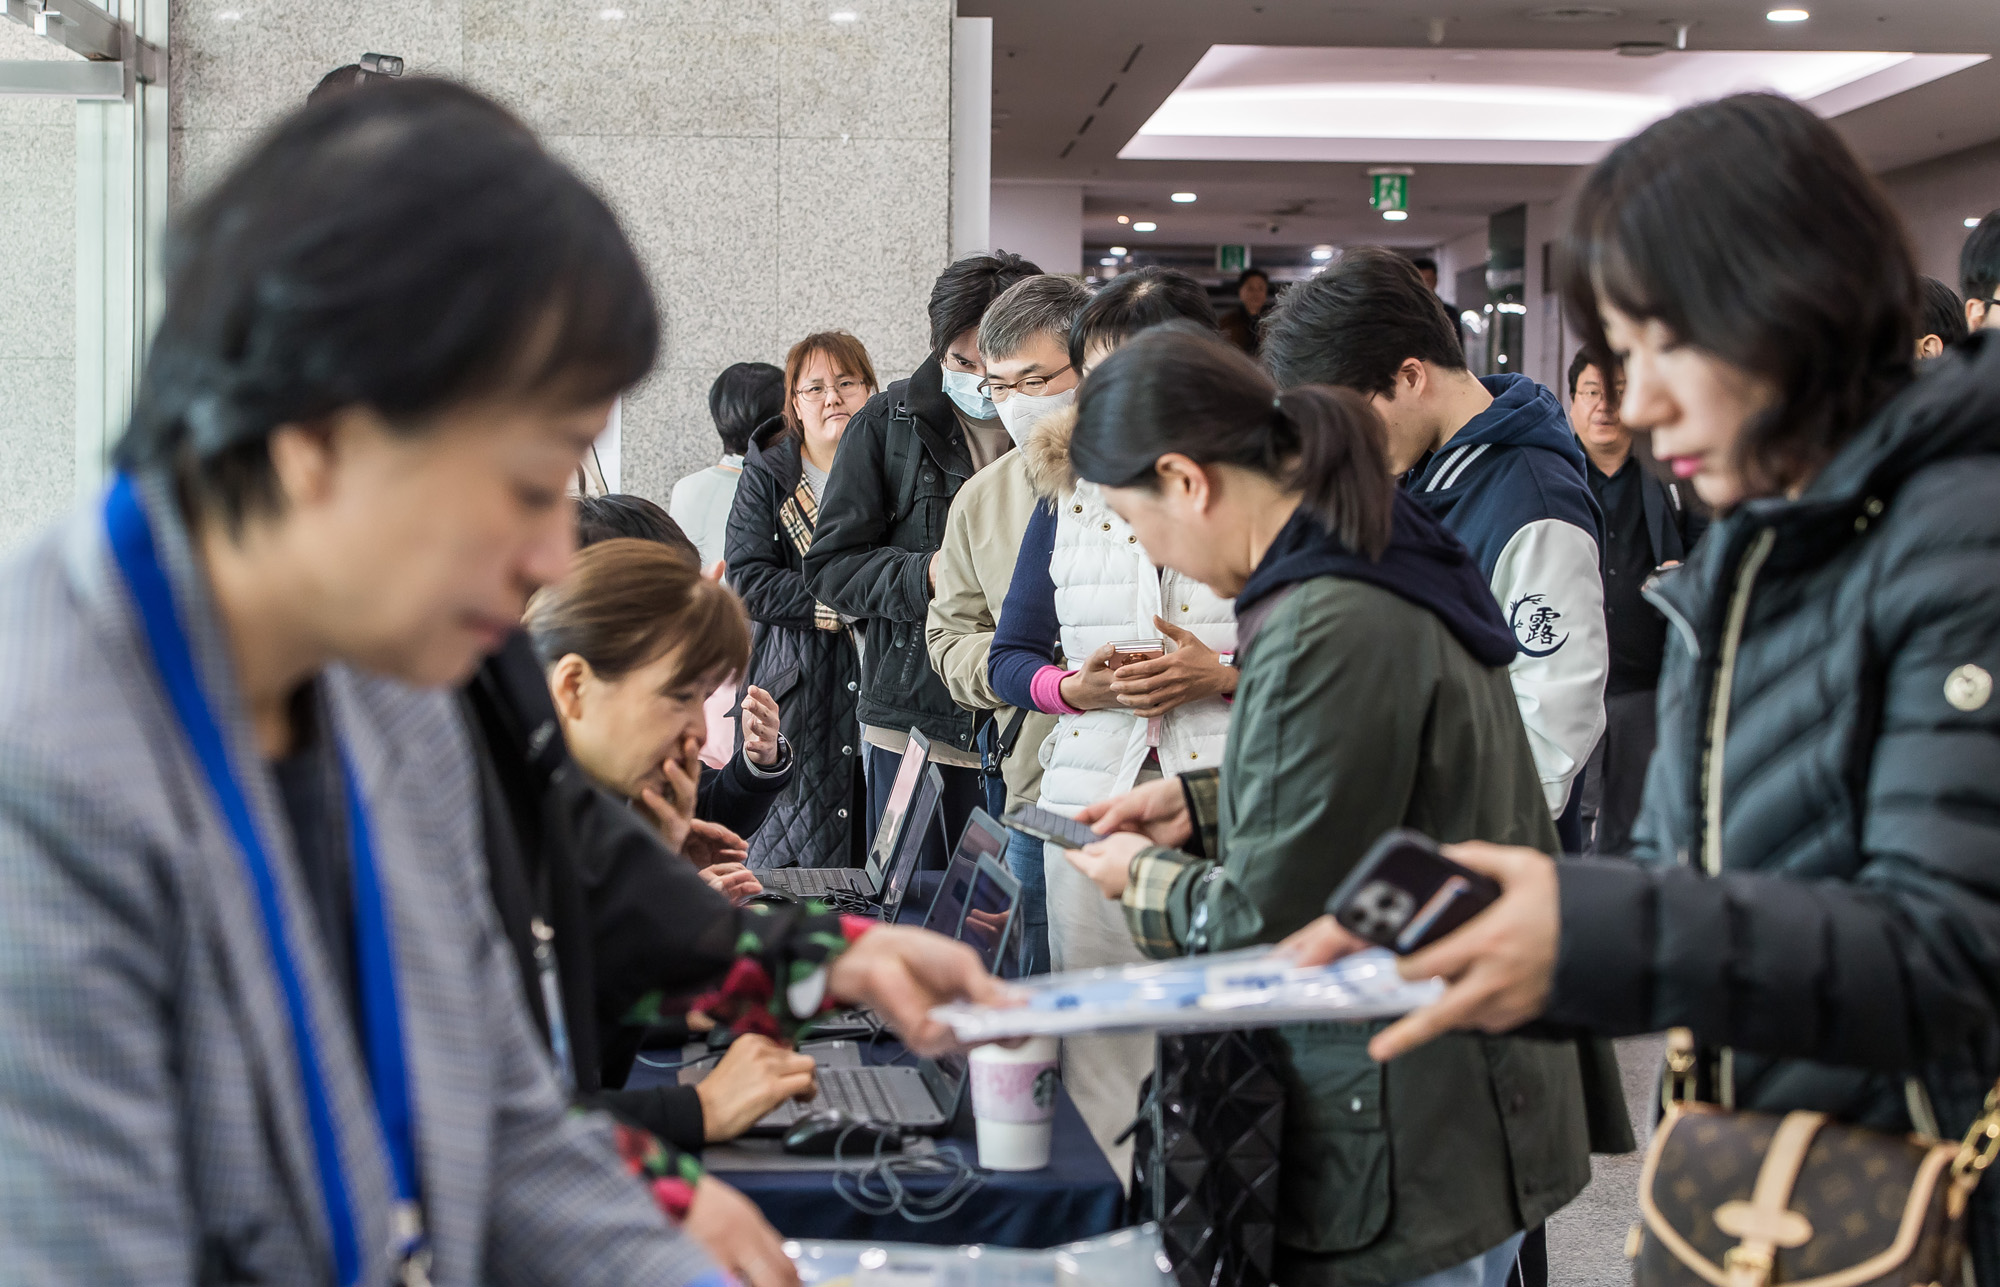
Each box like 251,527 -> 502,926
106,475 -> 420,1286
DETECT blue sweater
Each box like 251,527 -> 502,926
987,500 -> 1062,712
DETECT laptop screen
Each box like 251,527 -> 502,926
921,810 -> 1007,935
959,857 -> 1020,976
863,730 -> 930,885
876,766 -> 941,922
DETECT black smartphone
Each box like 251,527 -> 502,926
1323,829 -> 1501,954
1001,804 -> 1101,850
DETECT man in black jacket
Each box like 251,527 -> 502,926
1565,351 -> 1706,855
804,251 -> 1040,864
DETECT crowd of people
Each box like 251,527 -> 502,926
3,66 -> 2000,1287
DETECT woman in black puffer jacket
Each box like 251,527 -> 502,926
1287,93 -> 2000,1279
725,331 -> 875,869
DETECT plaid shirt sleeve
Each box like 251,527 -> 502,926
1179,768 -> 1223,861
1121,845 -> 1202,959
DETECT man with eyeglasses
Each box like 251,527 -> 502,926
1568,350 -> 1706,856
1960,210 -> 2000,334
925,275 -> 1090,976
805,251 -> 1041,869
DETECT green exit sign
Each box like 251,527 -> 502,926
1371,173 -> 1409,212
1216,244 -> 1251,273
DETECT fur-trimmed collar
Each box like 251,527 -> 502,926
1021,408 -> 1079,501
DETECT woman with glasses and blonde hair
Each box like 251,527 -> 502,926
725,331 -> 878,870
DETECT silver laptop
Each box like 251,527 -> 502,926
761,728 -> 931,899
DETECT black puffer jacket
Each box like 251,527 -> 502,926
726,433 -> 866,869
802,360 -> 982,756
1549,337 -> 2000,1269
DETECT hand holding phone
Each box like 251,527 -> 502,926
1323,829 -> 1501,955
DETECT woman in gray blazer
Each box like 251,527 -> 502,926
0,78 -> 997,1287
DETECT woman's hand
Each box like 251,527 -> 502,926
695,1034 -> 819,1142
682,1174 -> 800,1287
697,860 -> 763,904
1065,831 -> 1151,899
1058,643 -> 1123,712
638,732 -> 706,852
740,685 -> 782,767
1361,841 -> 1561,1064
827,925 -> 1009,1055
680,820 -> 751,871
1108,617 -> 1237,718
1073,775 -> 1192,847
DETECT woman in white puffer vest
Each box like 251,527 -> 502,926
988,405 -> 1237,1171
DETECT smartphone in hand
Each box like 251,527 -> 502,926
1323,829 -> 1501,954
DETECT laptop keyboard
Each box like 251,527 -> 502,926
814,1068 -> 904,1123
768,867 -> 869,896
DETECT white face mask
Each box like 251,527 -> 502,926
940,365 -> 996,420
995,385 -> 1077,447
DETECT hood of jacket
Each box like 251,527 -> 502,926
743,424 -> 802,492
1439,373 -> 1584,471
1021,406 -> 1080,501
1237,492 -> 1519,667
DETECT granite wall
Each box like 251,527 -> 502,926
0,22 -> 79,551
169,0 -> 955,501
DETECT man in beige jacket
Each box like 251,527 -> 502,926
925,274 -> 1088,974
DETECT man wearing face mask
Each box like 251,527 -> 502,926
805,251 -> 1040,866
924,275 -> 1091,974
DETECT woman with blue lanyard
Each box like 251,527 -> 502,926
0,78 -> 1000,1287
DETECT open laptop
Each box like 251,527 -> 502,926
760,729 -> 932,900
916,809 -> 1021,976
688,816 -> 1022,1133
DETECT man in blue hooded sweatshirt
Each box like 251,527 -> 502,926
1263,248 -> 1607,849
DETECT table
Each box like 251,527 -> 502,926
624,1035 -> 1125,1248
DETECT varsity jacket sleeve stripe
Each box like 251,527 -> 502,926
1489,517 -> 1608,817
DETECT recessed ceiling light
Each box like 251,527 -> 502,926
1310,245 -> 1334,260
1133,221 -> 1158,232
1967,217 -> 1985,228
1109,245 -> 1128,255
1170,191 -> 1197,202
830,9 -> 859,23
1116,214 -> 1130,224
1382,209 -> 1409,221
1121,45 -> 1985,166
1766,8 -> 1808,21
1100,257 -> 1120,266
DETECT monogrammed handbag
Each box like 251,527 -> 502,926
1628,1029 -> 2000,1287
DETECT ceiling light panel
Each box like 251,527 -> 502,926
1122,44 -> 1987,166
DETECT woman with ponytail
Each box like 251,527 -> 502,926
1064,326 -> 1619,1287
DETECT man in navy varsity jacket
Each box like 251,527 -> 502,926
1263,248 -> 1607,841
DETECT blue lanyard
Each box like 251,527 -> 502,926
106,475 -> 422,1287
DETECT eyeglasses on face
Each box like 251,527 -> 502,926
796,377 -> 869,404
977,366 -> 1073,401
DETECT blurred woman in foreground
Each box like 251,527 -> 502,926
1288,92 -> 2000,1282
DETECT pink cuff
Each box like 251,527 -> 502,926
1031,665 -> 1083,715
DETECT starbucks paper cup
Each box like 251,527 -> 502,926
969,1036 -> 1060,1171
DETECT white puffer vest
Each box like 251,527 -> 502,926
1035,478 -> 1236,812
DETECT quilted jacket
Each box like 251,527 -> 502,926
725,433 -> 866,870
1548,335 -> 2000,1277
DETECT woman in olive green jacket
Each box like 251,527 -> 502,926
1061,326 -> 1620,1287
